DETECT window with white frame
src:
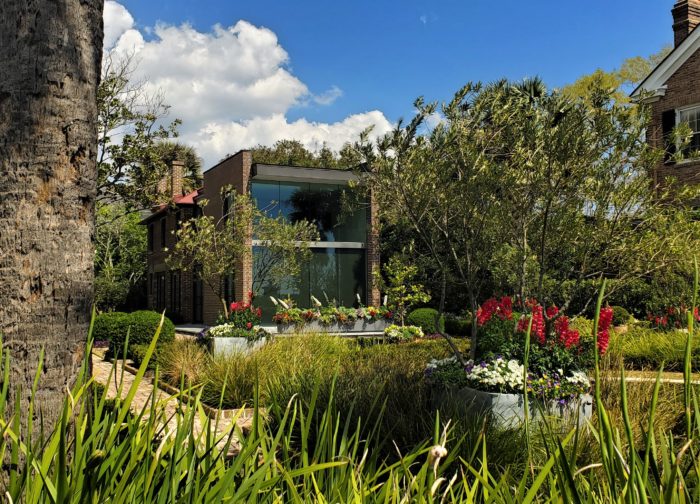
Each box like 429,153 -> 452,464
678,105 -> 700,156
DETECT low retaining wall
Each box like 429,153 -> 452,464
275,319 -> 390,335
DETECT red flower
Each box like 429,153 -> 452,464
256,307 -> 262,318
230,302 -> 240,311
597,306 -> 613,355
546,305 -> 559,319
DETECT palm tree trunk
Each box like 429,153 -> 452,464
0,0 -> 103,435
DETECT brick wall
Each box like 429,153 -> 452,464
648,45 -> 700,192
673,0 -> 700,47
199,150 -> 253,325
366,187 -> 381,306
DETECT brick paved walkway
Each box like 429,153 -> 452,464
92,353 -> 254,456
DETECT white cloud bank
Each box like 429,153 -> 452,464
103,1 -> 392,166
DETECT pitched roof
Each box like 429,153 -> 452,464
140,188 -> 201,224
631,24 -> 700,100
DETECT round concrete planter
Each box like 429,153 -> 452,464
210,336 -> 266,357
275,319 -> 390,334
435,386 -> 593,428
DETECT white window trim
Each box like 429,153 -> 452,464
675,104 -> 700,164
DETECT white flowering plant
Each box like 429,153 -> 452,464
425,356 -> 590,402
384,324 -> 424,341
207,323 -> 269,342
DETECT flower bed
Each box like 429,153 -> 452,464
427,355 -> 592,426
271,296 -> 393,334
425,296 -> 606,425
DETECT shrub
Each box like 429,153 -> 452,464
611,305 -> 631,326
159,340 -> 209,387
445,314 -> 471,336
93,312 -> 130,343
407,308 -> 445,334
109,310 -> 175,360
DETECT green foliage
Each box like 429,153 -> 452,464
94,202 -> 147,311
109,310 -> 175,359
375,255 -> 431,325
476,317 -> 517,358
92,312 -> 130,343
98,53 -> 189,209
250,139 -> 362,168
445,314 -> 471,336
612,327 -> 700,371
158,339 -> 209,387
611,305 -> 631,326
407,307 -> 445,334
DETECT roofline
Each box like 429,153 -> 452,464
202,149 -> 250,174
251,163 -> 360,184
631,24 -> 700,98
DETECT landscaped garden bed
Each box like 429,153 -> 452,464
270,296 -> 393,334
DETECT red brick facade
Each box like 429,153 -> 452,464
638,1 -> 700,193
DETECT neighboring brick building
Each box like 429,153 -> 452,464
142,151 -> 381,325
632,0 -> 700,191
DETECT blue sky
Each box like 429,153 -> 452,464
106,0 -> 672,165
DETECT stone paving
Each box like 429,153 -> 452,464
92,352 -> 255,456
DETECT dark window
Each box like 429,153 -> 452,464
223,273 -> 235,304
193,268 -> 203,323
148,224 -> 154,251
253,246 -> 366,320
222,192 -> 232,223
155,273 -> 166,312
170,271 -> 181,316
251,181 -> 367,242
160,218 -> 166,249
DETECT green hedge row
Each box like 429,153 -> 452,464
95,310 -> 175,362
406,308 -> 445,334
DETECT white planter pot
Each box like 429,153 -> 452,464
210,336 -> 266,357
436,386 -> 593,428
276,319 -> 390,334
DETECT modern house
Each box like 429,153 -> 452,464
141,150 -> 381,325
632,0 -> 700,190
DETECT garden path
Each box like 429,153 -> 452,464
603,370 -> 700,385
92,353 -> 254,456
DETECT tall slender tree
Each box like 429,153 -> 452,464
0,0 -> 104,431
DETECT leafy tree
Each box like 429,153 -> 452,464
94,203 -> 147,311
563,47 -> 671,104
97,53 -> 202,211
357,78 -> 700,359
250,139 -> 362,168
167,189 -> 319,317
374,255 -> 430,326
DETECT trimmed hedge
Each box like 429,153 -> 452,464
107,310 -> 175,361
406,308 -> 445,335
93,312 -> 130,343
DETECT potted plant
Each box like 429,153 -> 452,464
206,293 -> 269,356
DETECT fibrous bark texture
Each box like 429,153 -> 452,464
0,0 -> 103,432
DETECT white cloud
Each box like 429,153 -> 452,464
191,112 -> 392,164
419,15 -> 428,25
102,1 -> 392,166
313,85 -> 343,106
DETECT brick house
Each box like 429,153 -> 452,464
632,0 -> 700,190
142,150 -> 381,326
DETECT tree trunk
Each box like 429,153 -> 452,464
0,0 -> 103,435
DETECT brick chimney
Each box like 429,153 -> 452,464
673,0 -> 700,47
157,159 -> 185,199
